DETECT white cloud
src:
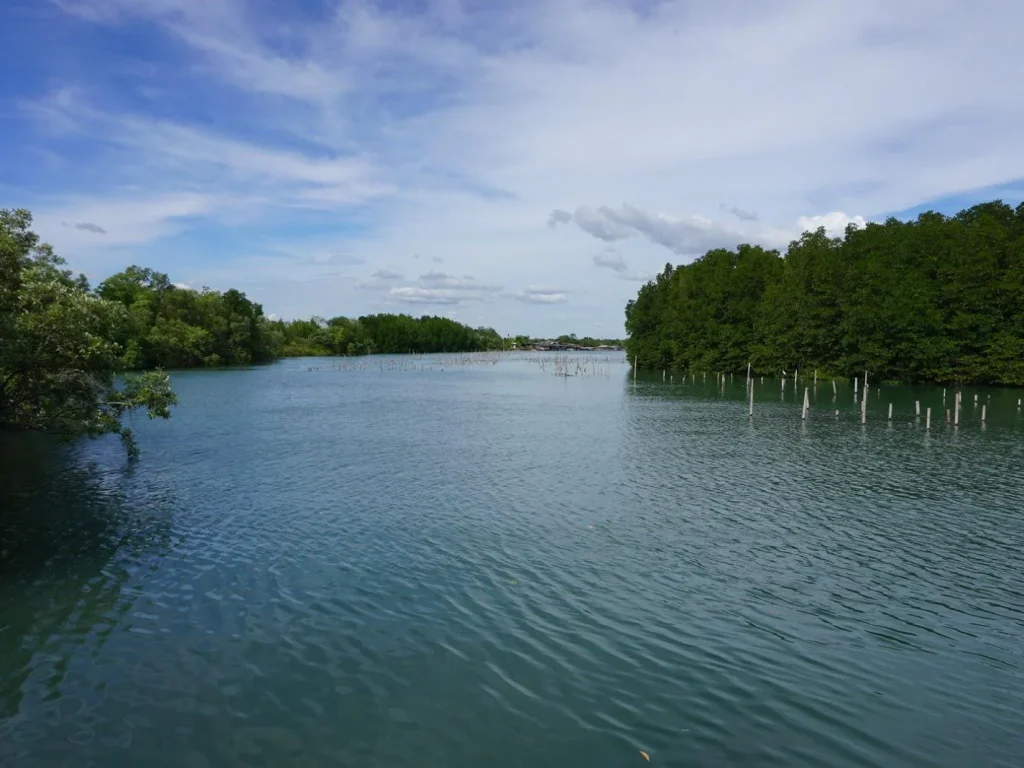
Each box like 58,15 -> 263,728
388,286 -> 464,305
417,271 -> 503,292
512,286 -> 568,304
796,212 -> 869,237
560,203 -> 864,254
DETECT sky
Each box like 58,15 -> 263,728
2,0 -> 1023,337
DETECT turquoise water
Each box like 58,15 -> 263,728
2,354 -> 1023,767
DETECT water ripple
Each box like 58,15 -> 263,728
2,360 -> 1023,767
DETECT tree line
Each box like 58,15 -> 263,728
2,208 -> 608,452
83,264 -> 509,366
625,201 -> 1024,385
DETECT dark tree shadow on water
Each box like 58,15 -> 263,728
0,433 -> 175,722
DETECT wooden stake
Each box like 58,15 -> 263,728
749,381 -> 754,417
854,377 -> 858,394
747,361 -> 751,383
946,409 -> 950,424
633,357 -> 637,381
888,403 -> 893,420
802,386 -> 810,419
926,407 -> 931,429
814,369 -> 818,385
954,393 -> 960,426
832,380 -> 837,395
861,385 -> 868,423
915,400 -> 920,416
982,404 -> 987,422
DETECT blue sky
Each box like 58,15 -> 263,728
2,0 -> 1022,336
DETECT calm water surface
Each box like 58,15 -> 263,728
2,354 -> 1023,767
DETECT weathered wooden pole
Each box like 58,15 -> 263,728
915,400 -> 920,416
926,407 -> 932,430
954,392 -> 960,426
861,385 -> 868,423
802,386 -> 810,419
633,357 -> 637,381
747,361 -> 751,384
749,380 -> 754,417
854,377 -> 858,395
888,403 -> 893,420
814,369 -> 818,386
982,404 -> 987,423
832,379 -> 837,395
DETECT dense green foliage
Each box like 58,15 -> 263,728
97,266 -> 277,368
0,210 -> 176,456
625,201 -> 1024,384
96,269 -> 508,361
270,314 -> 506,356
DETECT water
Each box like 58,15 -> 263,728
2,354 -> 1023,767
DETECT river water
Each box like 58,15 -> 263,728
1,353 -> 1023,767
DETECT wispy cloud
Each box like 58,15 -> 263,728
512,285 -> 568,304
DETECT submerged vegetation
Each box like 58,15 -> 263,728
625,201 -> 1024,385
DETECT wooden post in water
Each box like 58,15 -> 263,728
814,369 -> 818,386
861,386 -> 868,423
954,392 -> 960,426
633,357 -> 637,382
854,377 -> 858,395
802,386 -> 810,419
926,407 -> 932,429
915,400 -> 920,416
747,361 -> 751,384
982,405 -> 987,423
832,379 -> 837,395
888,403 -> 893,420
946,409 -> 950,424
749,381 -> 754,417
795,368 -> 799,386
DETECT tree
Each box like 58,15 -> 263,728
624,201 -> 1024,385
0,210 -> 176,457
